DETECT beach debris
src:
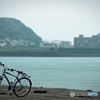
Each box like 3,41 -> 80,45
34,90 -> 47,93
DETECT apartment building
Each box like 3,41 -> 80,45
74,33 -> 100,48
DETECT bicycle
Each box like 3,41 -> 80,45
0,62 -> 32,97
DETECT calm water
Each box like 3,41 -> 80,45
0,57 -> 100,92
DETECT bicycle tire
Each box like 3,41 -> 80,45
14,77 -> 32,97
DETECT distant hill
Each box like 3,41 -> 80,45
0,17 -> 42,45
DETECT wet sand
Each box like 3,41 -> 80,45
0,86 -> 100,100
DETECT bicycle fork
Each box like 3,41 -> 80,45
0,76 -> 3,84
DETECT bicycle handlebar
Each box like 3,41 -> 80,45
0,62 -> 30,77
0,62 -> 23,73
0,62 -> 16,71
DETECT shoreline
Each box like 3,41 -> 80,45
0,86 -> 100,100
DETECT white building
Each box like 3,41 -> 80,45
40,40 -> 72,48
40,41 -> 56,48
60,41 -> 72,48
30,42 -> 35,46
0,40 -> 6,47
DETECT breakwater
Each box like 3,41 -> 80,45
0,48 -> 100,57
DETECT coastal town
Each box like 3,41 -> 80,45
0,33 -> 100,48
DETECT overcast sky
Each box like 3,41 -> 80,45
0,0 -> 100,44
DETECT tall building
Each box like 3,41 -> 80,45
74,33 -> 100,48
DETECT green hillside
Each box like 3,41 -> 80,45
0,17 -> 42,45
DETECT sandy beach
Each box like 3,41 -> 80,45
0,85 -> 100,100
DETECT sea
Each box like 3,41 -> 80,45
0,57 -> 100,92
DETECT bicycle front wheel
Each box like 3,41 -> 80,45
14,77 -> 32,97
